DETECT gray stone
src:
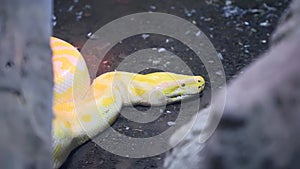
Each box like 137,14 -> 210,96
165,1 -> 300,169
0,0 -> 53,168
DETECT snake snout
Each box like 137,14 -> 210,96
194,76 -> 205,92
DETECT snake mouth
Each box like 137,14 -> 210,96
167,86 -> 204,102
198,85 -> 205,91
166,94 -> 199,104
168,85 -> 205,97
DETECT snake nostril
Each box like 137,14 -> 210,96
181,83 -> 186,87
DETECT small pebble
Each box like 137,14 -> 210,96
217,53 -> 224,60
215,71 -> 223,76
195,31 -> 201,37
251,28 -> 257,32
204,18 -> 211,22
87,32 -> 92,37
102,60 -> 109,64
68,5 -> 74,12
261,40 -> 267,43
152,60 -> 160,64
260,21 -> 270,27
141,34 -> 150,39
149,5 -> 157,10
86,32 -> 98,39
75,11 -> 83,21
84,4 -> 91,9
166,110 -> 172,114
158,48 -> 166,53
184,8 -> 196,17
225,0 -> 232,5
167,121 -> 176,126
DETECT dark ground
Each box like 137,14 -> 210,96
53,0 -> 291,168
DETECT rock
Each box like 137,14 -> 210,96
164,1 -> 300,169
0,0 -> 53,168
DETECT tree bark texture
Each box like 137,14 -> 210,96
165,0 -> 300,169
0,0 -> 52,168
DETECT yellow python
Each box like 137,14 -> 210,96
50,37 -> 205,168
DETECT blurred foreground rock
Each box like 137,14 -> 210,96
164,0 -> 300,169
0,0 -> 52,168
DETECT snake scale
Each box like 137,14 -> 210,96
50,37 -> 205,168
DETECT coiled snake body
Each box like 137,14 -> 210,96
50,37 -> 205,168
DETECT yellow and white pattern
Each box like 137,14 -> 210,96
51,37 -> 205,168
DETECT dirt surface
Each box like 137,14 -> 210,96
53,0 -> 291,168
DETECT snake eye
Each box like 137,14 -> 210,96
181,83 -> 186,87
198,80 -> 201,83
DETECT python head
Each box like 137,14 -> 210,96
142,72 -> 205,105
